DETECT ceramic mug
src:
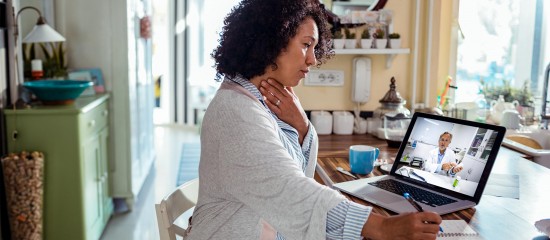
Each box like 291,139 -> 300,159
349,145 -> 380,174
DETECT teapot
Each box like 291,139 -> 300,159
489,95 -> 519,124
500,109 -> 523,129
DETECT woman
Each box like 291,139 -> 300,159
424,132 -> 463,175
188,0 -> 442,239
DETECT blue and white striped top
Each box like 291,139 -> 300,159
229,76 -> 371,239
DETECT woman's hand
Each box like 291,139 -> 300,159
363,212 -> 442,240
259,79 -> 309,143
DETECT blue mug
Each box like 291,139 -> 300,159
349,145 -> 380,174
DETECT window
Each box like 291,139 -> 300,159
454,0 -> 549,113
186,0 -> 241,124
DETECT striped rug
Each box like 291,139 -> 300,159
176,143 -> 201,186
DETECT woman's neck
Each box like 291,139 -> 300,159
249,73 -> 274,89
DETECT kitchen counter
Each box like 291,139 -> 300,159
314,133 -> 550,239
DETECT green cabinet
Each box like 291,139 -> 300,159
3,95 -> 112,240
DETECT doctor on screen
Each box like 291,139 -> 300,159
423,132 -> 463,175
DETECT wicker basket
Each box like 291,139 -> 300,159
1,151 -> 44,240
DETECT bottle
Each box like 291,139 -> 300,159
452,176 -> 461,188
31,59 -> 43,80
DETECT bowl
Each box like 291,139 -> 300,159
23,80 -> 94,105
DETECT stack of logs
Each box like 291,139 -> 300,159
1,151 -> 44,240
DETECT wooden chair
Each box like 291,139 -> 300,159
155,178 -> 199,240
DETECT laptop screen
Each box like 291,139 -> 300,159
391,113 -> 505,198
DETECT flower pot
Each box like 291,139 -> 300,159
375,39 -> 387,49
360,39 -> 373,49
345,39 -> 357,49
390,39 -> 401,49
333,39 -> 345,49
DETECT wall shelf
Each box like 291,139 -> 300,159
334,48 -> 410,68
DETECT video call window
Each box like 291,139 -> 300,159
396,117 -> 498,197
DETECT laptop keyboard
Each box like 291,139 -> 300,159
369,179 -> 457,207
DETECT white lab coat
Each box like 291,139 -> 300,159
423,147 -> 457,175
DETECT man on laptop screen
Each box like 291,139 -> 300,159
333,112 -> 506,214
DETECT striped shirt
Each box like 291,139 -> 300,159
229,76 -> 371,239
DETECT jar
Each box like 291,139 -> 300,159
373,77 -> 410,119
372,77 -> 410,139
383,112 -> 411,147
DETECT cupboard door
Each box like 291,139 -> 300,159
99,127 -> 112,223
83,135 -> 102,240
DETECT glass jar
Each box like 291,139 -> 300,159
371,77 -> 410,139
383,112 -> 411,147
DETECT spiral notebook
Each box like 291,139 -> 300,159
438,220 -> 481,239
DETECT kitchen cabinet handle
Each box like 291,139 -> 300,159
97,174 -> 107,182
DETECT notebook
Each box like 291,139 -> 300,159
333,112 -> 506,214
438,220 -> 481,239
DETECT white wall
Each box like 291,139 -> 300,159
409,117 -> 454,145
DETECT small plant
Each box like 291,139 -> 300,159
333,30 -> 344,39
479,79 -> 534,106
388,33 -> 400,39
40,42 -> 68,78
374,28 -> 385,39
361,29 -> 371,39
23,42 -> 68,79
344,27 -> 355,39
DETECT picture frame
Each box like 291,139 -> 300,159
68,68 -> 105,94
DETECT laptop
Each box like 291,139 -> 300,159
333,112 -> 506,215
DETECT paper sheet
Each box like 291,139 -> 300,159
438,220 -> 482,239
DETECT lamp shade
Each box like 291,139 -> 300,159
23,22 -> 65,43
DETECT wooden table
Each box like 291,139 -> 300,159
314,134 -> 550,239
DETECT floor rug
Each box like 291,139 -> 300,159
176,143 -> 201,186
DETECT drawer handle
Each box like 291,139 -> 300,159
97,174 -> 107,182
102,110 -> 108,116
89,120 -> 96,127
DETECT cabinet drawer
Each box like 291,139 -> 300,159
81,102 -> 109,135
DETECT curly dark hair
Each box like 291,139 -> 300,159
211,0 -> 333,81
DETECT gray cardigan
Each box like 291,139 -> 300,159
187,81 -> 347,239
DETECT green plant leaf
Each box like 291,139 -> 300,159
39,43 -> 52,60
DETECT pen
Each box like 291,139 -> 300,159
403,193 -> 444,233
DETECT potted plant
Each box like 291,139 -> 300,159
480,79 -> 535,125
388,32 -> 401,49
332,30 -> 345,49
343,27 -> 356,49
360,28 -> 372,49
23,42 -> 68,79
374,28 -> 387,49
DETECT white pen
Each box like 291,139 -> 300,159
336,167 -> 358,179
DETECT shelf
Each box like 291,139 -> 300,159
332,0 -> 377,7
332,2 -> 371,7
334,48 -> 410,68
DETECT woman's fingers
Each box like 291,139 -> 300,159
260,82 -> 281,107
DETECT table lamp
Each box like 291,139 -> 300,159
14,6 -> 65,44
11,6 -> 65,105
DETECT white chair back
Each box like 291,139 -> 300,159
155,178 -> 199,240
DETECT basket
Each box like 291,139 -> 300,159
1,151 -> 44,240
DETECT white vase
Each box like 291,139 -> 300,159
390,39 -> 401,49
333,39 -> 345,49
345,39 -> 356,49
360,39 -> 373,49
375,39 -> 387,49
